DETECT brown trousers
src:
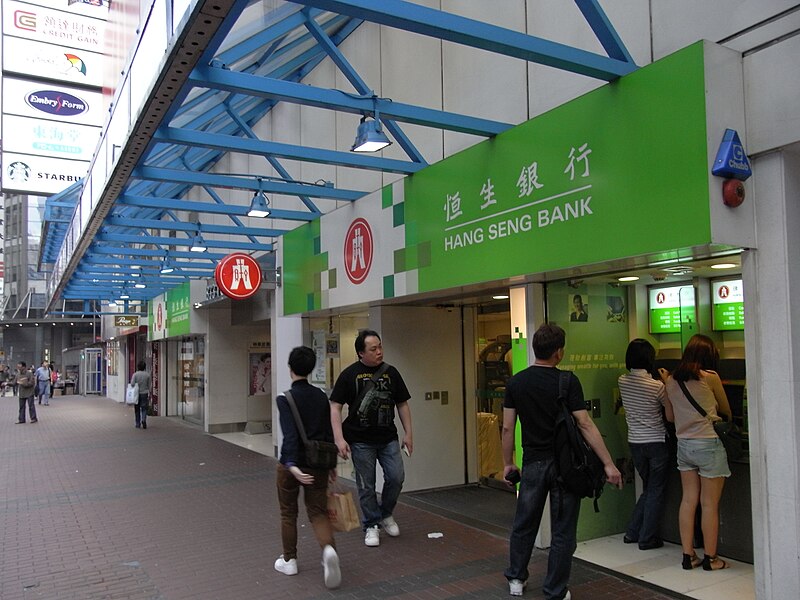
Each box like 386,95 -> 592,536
276,463 -> 335,559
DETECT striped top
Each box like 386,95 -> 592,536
618,369 -> 667,444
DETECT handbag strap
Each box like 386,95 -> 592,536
677,380 -> 708,417
284,390 -> 310,444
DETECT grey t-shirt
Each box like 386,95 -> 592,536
130,370 -> 151,395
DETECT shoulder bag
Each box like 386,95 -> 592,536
284,390 -> 339,470
356,362 -> 390,416
677,380 -> 743,461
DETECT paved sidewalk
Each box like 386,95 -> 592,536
1,395 -> 680,599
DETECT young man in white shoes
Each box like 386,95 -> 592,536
274,347 -> 342,589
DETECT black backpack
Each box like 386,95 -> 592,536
553,371 -> 607,512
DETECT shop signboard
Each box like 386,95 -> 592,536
3,77 -> 105,126
114,315 -> 138,328
282,42 -> 744,315
3,1 -> 105,52
214,252 -> 262,299
166,282 -> 191,336
148,295 -> 167,341
2,114 -> 100,161
2,37 -> 105,88
2,152 -> 87,195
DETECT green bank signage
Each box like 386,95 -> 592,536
284,43 -> 717,315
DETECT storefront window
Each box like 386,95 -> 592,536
178,336 -> 205,425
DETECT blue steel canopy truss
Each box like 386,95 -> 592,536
41,0 -> 636,309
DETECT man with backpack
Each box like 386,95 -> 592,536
502,323 -> 622,599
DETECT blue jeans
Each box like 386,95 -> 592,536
505,458 -> 580,600
135,394 -> 148,427
350,440 -> 405,529
626,442 -> 669,545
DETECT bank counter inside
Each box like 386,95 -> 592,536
657,359 -> 752,563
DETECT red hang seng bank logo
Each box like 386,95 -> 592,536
344,218 -> 373,284
215,253 -> 262,299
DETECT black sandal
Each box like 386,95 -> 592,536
682,553 -> 702,570
702,555 -> 729,571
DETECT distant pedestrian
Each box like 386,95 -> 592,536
130,361 -> 151,429
0,364 -> 10,396
274,346 -> 341,589
35,360 -> 51,405
15,362 -> 37,424
49,363 -> 58,399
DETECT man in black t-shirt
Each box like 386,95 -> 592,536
502,323 -> 621,599
330,330 -> 413,548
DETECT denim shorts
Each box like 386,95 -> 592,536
676,437 -> 730,478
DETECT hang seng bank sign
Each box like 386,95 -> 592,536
283,43 -> 727,314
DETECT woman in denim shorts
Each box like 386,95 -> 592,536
665,335 -> 733,572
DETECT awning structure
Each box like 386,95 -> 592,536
41,0 -> 636,312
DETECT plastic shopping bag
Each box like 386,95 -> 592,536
126,383 -> 139,405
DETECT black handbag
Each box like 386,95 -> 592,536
284,390 -> 339,470
677,380 -> 743,461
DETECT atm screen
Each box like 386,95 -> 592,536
711,278 -> 744,331
648,284 -> 696,334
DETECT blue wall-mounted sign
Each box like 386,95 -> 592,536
712,128 -> 752,180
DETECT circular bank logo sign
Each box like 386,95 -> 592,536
214,253 -> 262,299
344,218 -> 373,284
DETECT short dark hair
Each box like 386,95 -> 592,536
355,329 -> 381,356
532,323 -> 565,360
288,346 -> 315,377
625,339 -> 656,371
18,361 -> 26,368
673,334 -> 720,382
137,361 -> 146,372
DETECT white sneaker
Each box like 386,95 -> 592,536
563,592 -> 571,600
274,555 -> 298,576
364,525 -> 380,547
321,545 -> 341,589
509,579 -> 526,596
381,515 -> 400,537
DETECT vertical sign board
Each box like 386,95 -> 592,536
282,43 -> 714,315
1,0 -> 107,195
148,295 -> 167,341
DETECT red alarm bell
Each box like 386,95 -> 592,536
722,178 -> 745,208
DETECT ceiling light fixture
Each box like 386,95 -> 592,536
189,231 -> 207,253
248,179 -> 271,217
711,262 -> 737,269
134,283 -> 146,289
351,96 -> 391,152
493,294 -> 509,300
618,276 -> 640,282
160,258 -> 175,274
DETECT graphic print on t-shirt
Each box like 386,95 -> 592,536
355,373 -> 393,428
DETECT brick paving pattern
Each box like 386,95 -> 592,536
0,394 -> 683,599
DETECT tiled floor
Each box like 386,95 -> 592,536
576,534 -> 754,600
213,434 -> 756,600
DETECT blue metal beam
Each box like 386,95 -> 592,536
133,165 -> 365,202
574,0 -> 636,64
303,11 -> 426,164
104,217 -> 285,238
190,66 -> 511,136
153,126 -> 426,174
87,246 -> 230,260
94,233 -> 274,252
288,0 -> 636,80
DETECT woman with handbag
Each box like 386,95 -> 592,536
664,334 -> 733,571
